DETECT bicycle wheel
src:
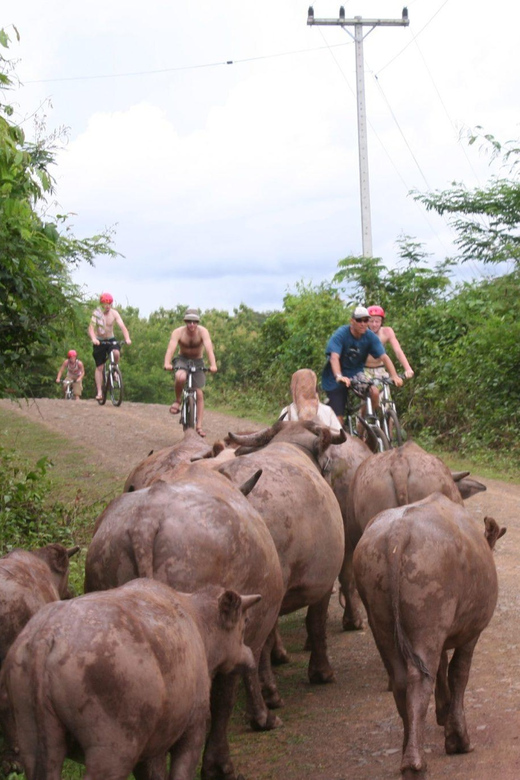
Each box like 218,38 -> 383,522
385,408 -> 404,448
110,366 -> 123,407
97,366 -> 108,405
182,395 -> 196,431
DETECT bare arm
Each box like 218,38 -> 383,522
329,352 -> 351,386
380,354 -> 403,386
113,311 -> 131,344
384,327 -> 414,377
88,321 -> 99,345
201,328 -> 218,373
56,360 -> 67,382
164,328 -> 181,369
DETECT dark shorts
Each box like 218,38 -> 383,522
326,385 -> 348,417
93,339 -> 120,367
173,356 -> 206,389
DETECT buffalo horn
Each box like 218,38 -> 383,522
239,469 -> 263,496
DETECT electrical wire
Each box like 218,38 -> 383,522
23,42 -> 350,85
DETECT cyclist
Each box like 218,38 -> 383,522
322,305 -> 402,428
163,308 -> 218,438
88,292 -> 132,401
365,305 -> 414,380
55,350 -> 85,401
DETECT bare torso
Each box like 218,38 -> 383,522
178,326 -> 205,358
365,325 -> 391,368
91,309 -> 119,340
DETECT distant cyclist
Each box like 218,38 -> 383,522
163,308 -> 218,438
88,292 -> 132,401
55,350 -> 85,401
365,305 -> 414,380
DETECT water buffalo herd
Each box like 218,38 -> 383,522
0,384 -> 507,780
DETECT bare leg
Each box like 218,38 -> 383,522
196,388 -> 205,433
94,364 -> 104,398
170,370 -> 186,413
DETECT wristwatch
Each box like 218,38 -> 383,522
335,374 -> 342,381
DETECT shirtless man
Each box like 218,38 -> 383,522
163,308 -> 218,437
55,350 -> 85,401
88,292 -> 132,401
365,305 -> 414,379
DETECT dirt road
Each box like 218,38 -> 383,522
1,398 -> 519,780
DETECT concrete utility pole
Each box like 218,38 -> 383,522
307,6 -> 409,258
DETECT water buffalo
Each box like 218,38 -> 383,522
353,493 -> 506,778
340,441 -> 487,630
220,420 -> 346,691
123,428 -> 212,492
0,544 -> 80,667
0,580 -> 260,780
84,465 -> 284,780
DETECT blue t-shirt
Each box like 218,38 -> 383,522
321,326 -> 385,391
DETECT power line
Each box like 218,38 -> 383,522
23,42 -> 350,85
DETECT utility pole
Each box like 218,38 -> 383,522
307,6 -> 409,257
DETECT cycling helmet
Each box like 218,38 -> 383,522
100,292 -> 113,304
367,305 -> 385,318
67,350 -> 77,358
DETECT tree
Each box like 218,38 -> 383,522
0,28 -> 116,397
413,128 -> 520,266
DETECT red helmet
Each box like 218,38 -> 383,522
67,350 -> 77,358
367,305 -> 385,318
100,292 -> 113,304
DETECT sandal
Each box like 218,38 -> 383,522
196,428 -> 206,438
169,401 -> 181,415
95,394 -> 103,401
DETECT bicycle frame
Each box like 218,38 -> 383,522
97,343 -> 123,407
62,380 -> 74,400
180,363 -> 198,431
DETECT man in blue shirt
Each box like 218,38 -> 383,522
322,305 -> 403,426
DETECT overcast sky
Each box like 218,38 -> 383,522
3,1 -> 518,317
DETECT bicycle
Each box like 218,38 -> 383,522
62,379 -> 75,401
97,342 -> 124,407
344,377 -> 390,453
177,361 -> 209,432
378,375 -> 405,448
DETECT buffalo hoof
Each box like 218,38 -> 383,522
445,733 -> 473,755
401,768 -> 427,780
271,647 -> 290,665
250,710 -> 283,731
308,667 -> 336,685
342,614 -> 364,631
264,691 -> 284,710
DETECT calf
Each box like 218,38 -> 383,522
0,580 -> 260,780
353,493 -> 505,778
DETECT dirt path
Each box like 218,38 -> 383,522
1,398 -> 519,780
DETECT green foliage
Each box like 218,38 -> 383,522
0,29 -> 117,399
0,446 -> 78,553
414,128 -> 520,266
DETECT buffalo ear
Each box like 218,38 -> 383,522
35,544 -> 69,574
218,590 -> 242,630
484,516 -> 507,550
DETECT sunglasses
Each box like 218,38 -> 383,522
355,317 -> 370,323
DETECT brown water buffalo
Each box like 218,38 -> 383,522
84,465 -> 284,780
340,441 -> 487,630
220,420 -> 346,691
353,493 -> 506,778
0,544 -> 80,667
123,428 -> 212,492
0,580 -> 260,780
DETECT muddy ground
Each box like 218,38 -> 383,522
1,397 -> 518,780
